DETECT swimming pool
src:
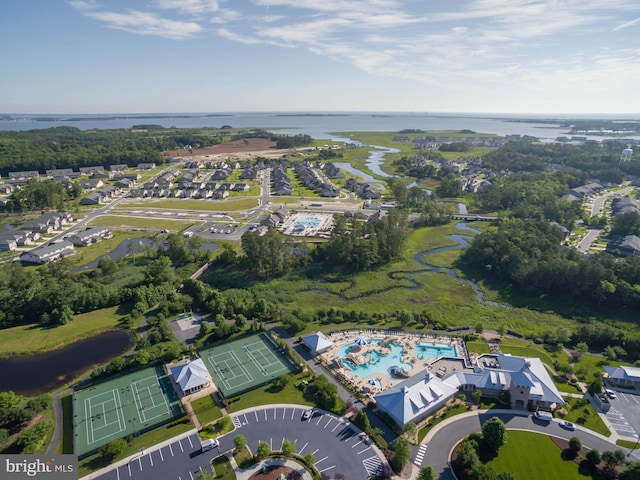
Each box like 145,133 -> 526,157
338,340 -> 413,379
294,216 -> 321,228
415,342 -> 458,361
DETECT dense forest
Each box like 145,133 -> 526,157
0,126 -> 225,175
481,141 -> 640,182
239,210 -> 408,277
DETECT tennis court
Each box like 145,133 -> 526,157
74,364 -> 184,458
199,332 -> 300,398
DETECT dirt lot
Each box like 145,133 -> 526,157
166,138 -> 278,158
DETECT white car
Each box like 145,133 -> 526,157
605,388 -> 617,399
302,409 -> 313,421
559,420 -> 576,431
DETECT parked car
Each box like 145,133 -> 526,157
534,410 -> 553,421
200,438 -> 219,452
559,420 -> 576,431
302,409 -> 313,421
605,388 -> 617,399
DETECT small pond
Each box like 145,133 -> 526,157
0,330 -> 132,395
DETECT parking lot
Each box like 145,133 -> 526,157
603,388 -> 640,439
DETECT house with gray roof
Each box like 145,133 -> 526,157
302,331 -> 334,356
170,359 -> 211,396
67,227 -> 112,246
374,353 -> 563,428
606,235 -> 640,256
20,240 -> 75,264
603,365 -> 640,389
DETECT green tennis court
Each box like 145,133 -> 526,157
199,332 -> 300,398
73,364 -> 184,458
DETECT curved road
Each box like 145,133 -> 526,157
422,410 -> 640,480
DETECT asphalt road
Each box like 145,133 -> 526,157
418,410 -> 640,480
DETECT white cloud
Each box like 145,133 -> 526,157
84,9 -> 203,39
67,0 -> 100,11
614,17 -> 640,31
152,0 -> 220,14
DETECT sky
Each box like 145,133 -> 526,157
1,0 -> 639,115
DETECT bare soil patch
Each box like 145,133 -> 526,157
166,138 -> 277,157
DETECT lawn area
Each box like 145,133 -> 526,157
119,198 -> 259,211
212,454 -> 236,479
499,339 -> 568,367
485,430 -> 602,480
88,215 -> 197,231
558,397 -> 611,437
0,306 -> 125,355
60,230 -> 151,269
465,340 -> 491,355
192,395 -> 223,425
225,373 -> 315,414
78,420 -> 194,477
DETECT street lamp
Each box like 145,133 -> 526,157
628,434 -> 640,458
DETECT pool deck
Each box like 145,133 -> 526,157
320,330 -> 471,397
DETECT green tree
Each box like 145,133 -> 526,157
620,461 -> 640,480
588,378 -> 603,395
496,472 -> 515,480
353,410 -> 371,433
233,434 -> 247,452
403,421 -> 417,438
482,417 -> 507,452
586,449 -> 601,466
497,324 -> 507,337
603,345 -> 617,360
391,437 -> 411,472
217,416 -> 233,434
602,449 -> 626,473
100,438 -> 127,459
471,390 -> 482,404
0,428 -> 8,444
281,439 -> 296,456
469,463 -> 498,480
569,436 -> 581,453
303,452 -> 315,467
256,440 -> 270,459
456,439 -> 479,469
475,322 -> 484,334
417,465 -> 436,480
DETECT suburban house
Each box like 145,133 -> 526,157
20,240 -> 75,264
606,235 -> 640,256
137,162 -> 156,170
603,365 -> 640,389
170,359 -> 212,396
8,171 -> 40,182
374,353 -> 563,428
302,331 -> 334,356
0,238 -> 17,252
67,227 -> 112,246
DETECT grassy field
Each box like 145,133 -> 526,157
212,454 -> 237,479
485,430 -> 602,480
238,221 -> 578,337
558,397 -> 611,436
119,198 -> 259,211
88,215 -> 197,231
226,373 -> 315,414
60,230 -> 152,269
0,306 -> 125,355
192,395 -> 223,425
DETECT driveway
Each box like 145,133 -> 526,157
416,410 -> 640,480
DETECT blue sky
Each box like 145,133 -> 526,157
1,0 -> 639,114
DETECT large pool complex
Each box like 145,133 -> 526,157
337,339 -> 459,380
